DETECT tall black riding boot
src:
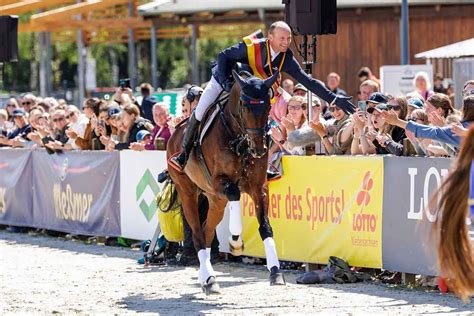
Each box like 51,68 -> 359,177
170,114 -> 200,171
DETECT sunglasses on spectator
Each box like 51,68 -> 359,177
53,117 -> 65,123
6,103 -> 15,107
408,117 -> 424,123
328,106 -> 341,112
65,112 -> 75,119
387,105 -> 402,111
288,104 -> 306,111
22,101 -> 32,106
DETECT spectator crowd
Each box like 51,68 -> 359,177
1,68 -> 473,174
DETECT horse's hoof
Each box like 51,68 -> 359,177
229,236 -> 244,257
269,267 -> 286,286
202,276 -> 220,295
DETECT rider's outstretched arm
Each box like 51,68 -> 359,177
286,57 -> 356,114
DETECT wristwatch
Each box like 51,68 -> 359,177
322,134 -> 328,139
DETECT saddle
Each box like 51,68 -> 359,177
197,91 -> 230,145
191,91 -> 231,184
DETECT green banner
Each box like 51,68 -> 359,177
152,92 -> 183,116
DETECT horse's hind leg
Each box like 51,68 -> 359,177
251,188 -> 285,286
212,177 -> 244,256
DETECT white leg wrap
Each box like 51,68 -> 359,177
263,237 -> 280,271
198,249 -> 215,285
228,201 -> 242,236
194,76 -> 224,121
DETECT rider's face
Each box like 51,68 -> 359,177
268,28 -> 292,53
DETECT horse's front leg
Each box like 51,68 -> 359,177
212,175 -> 244,256
251,185 -> 285,286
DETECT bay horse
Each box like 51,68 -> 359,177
434,124 -> 474,301
166,70 -> 285,294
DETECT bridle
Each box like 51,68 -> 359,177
221,91 -> 271,159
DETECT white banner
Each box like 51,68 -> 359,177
120,150 -> 168,240
380,64 -> 433,97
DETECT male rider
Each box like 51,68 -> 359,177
170,20 -> 355,171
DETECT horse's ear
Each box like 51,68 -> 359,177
264,71 -> 279,88
232,70 -> 246,88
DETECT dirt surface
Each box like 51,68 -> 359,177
0,229 -> 473,314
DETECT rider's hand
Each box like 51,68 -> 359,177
334,96 -> 356,114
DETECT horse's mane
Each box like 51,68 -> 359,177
434,124 -> 474,301
227,72 -> 249,116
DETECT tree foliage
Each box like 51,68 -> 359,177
2,34 -> 241,94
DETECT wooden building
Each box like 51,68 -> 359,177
140,0 -> 474,97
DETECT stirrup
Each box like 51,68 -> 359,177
168,153 -> 185,172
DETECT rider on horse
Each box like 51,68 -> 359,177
170,20 -> 356,171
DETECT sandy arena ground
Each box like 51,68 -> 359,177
0,230 -> 473,314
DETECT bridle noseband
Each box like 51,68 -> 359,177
226,92 -> 270,159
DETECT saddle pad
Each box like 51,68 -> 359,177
197,92 -> 230,145
199,106 -> 220,144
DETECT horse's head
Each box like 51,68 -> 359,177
232,70 -> 279,158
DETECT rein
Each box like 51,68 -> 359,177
220,92 -> 268,159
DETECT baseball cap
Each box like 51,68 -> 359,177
367,103 -> 389,114
367,92 -> 388,105
136,130 -> 151,142
407,98 -> 424,109
12,108 -> 26,117
293,83 -> 307,93
108,106 -> 121,118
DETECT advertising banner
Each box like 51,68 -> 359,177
119,150 -> 168,241
0,149 -> 33,226
380,64 -> 433,96
241,156 -> 384,268
152,92 -> 183,116
382,157 -> 453,275
32,150 -> 121,236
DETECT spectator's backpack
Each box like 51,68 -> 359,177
156,178 -> 184,242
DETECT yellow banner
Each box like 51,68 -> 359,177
241,156 -> 384,268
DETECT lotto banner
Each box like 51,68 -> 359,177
241,156 -> 384,268
382,157 -> 453,275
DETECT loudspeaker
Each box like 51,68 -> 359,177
283,0 -> 337,35
0,16 -> 19,62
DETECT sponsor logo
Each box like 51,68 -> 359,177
136,169 -> 160,222
52,159 -> 90,181
353,171 -> 377,233
0,187 -> 5,214
357,171 -> 373,207
407,167 -> 449,222
60,158 -> 68,181
53,184 -> 93,223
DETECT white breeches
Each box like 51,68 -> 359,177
194,76 -> 224,121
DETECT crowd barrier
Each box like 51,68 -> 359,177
0,149 -> 467,276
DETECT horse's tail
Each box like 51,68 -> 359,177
435,124 -> 474,301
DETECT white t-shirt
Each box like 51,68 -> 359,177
68,114 -> 89,150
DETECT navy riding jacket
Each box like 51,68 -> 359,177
211,40 -> 338,105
